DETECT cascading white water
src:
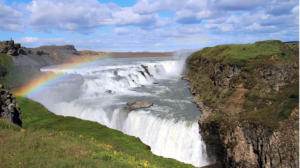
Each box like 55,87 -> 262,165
31,56 -> 215,167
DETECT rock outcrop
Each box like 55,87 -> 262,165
79,50 -> 103,56
141,65 -> 151,76
123,100 -> 153,113
0,84 -> 22,127
0,40 -> 21,56
38,45 -> 80,55
0,40 -> 81,57
186,41 -> 299,168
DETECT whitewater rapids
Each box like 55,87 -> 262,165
30,56 -> 215,167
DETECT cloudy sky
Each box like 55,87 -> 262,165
0,0 -> 299,52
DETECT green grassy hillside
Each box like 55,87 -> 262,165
188,40 -> 299,68
0,52 -> 199,167
0,53 -> 41,88
0,96 -> 196,168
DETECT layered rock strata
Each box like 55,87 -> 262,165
185,41 -> 299,168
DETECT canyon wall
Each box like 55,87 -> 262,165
186,40 -> 299,167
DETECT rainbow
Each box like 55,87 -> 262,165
15,55 -> 108,98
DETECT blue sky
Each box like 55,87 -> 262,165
0,0 -> 298,52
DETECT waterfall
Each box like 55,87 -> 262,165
32,56 -> 215,167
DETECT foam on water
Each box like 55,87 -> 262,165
33,56 -> 215,167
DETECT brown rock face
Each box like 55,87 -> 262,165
7,48 -> 18,56
0,40 -> 21,56
38,45 -> 80,55
186,57 -> 299,167
0,84 -> 22,127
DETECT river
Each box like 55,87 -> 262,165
29,54 -> 215,167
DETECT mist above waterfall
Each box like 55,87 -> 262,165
29,54 -> 215,167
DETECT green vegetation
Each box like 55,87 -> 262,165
0,96 -> 195,168
241,78 -> 299,129
0,53 -> 41,88
0,50 -> 198,168
187,40 -> 299,131
187,40 -> 299,68
226,141 -> 238,150
0,119 -> 150,168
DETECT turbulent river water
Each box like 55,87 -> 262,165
29,55 -> 215,167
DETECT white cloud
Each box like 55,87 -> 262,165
246,23 -> 277,32
1,0 -> 298,52
21,0 -> 164,34
220,24 -> 234,32
291,6 -> 299,14
111,27 -> 130,35
213,0 -> 267,11
0,3 -> 23,32
18,37 -> 39,43
132,0 -> 166,14
267,0 -> 299,16
176,25 -> 203,34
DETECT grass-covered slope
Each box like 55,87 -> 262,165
0,96 -> 195,168
0,49 -> 200,168
0,53 -> 41,88
189,40 -> 298,67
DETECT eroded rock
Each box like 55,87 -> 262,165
0,40 -> 21,56
123,100 -> 153,113
0,84 -> 22,127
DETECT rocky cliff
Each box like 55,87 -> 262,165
0,84 -> 22,127
185,40 -> 299,167
0,40 -> 22,56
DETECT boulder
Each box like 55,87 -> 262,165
123,100 -> 153,113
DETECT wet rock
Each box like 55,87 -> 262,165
139,71 -> 146,77
141,65 -> 151,76
123,100 -> 153,113
105,90 -> 113,94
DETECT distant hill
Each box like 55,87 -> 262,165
107,52 -> 173,58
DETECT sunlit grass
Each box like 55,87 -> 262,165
4,96 -> 196,168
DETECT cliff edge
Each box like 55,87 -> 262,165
186,40 -> 299,167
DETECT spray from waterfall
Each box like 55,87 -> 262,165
26,55 -> 215,167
